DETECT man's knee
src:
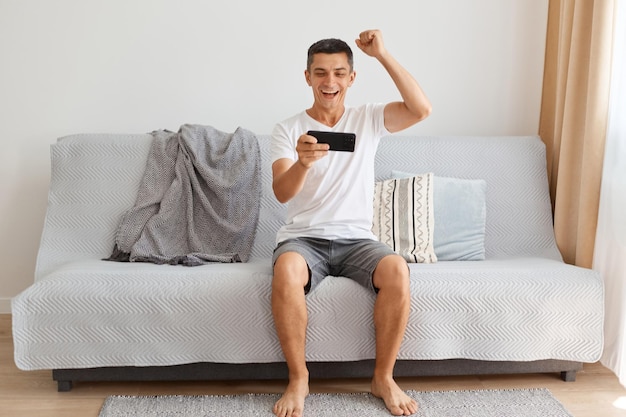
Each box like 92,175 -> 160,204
373,254 -> 410,291
273,251 -> 310,289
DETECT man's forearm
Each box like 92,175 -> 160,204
272,159 -> 309,204
378,51 -> 431,120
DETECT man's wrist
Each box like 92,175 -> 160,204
297,159 -> 311,169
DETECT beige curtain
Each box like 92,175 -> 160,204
539,0 -> 614,268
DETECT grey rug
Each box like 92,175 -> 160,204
99,388 -> 573,416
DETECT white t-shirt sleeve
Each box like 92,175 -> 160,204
369,102 -> 391,139
271,122 -> 297,164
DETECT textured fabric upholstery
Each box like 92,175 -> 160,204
12,134 -> 603,371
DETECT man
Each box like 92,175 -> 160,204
270,29 -> 431,417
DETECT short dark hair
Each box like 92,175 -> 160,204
307,38 -> 353,71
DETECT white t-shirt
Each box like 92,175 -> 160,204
271,103 -> 390,244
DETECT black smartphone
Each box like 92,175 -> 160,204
307,130 -> 356,152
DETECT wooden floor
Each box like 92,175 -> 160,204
2,314 -> 626,417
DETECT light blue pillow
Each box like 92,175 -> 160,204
392,171 -> 486,261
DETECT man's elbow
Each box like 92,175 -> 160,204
403,99 -> 432,124
275,195 -> 290,204
414,102 -> 432,122
272,185 -> 291,204
403,105 -> 431,128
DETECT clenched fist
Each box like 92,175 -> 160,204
355,29 -> 387,59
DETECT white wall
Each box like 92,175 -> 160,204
0,0 -> 548,312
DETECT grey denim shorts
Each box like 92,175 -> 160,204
272,237 -> 399,294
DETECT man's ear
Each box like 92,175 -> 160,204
305,70 -> 311,86
349,71 -> 356,86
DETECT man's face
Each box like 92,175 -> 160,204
305,52 -> 355,110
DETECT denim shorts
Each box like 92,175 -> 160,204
272,237 -> 399,294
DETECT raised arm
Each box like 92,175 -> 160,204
356,30 -> 432,133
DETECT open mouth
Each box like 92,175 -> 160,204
322,90 -> 339,99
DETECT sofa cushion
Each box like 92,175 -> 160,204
372,173 -> 436,263
11,257 -> 604,370
393,171 -> 487,261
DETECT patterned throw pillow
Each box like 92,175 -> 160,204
392,171 -> 487,261
372,173 -> 437,263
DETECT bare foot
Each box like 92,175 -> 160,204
371,376 -> 418,416
273,377 -> 309,417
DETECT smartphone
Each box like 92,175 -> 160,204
307,130 -> 356,152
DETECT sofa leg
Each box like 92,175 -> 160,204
57,380 -> 73,392
561,370 -> 576,382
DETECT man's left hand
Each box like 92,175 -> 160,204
355,29 -> 387,59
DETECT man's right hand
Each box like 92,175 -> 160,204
296,134 -> 330,169
272,135 -> 329,203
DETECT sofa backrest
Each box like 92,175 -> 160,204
35,133 -> 560,281
36,133 -> 153,280
375,135 -> 560,261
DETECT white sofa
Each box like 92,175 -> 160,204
12,132 -> 604,391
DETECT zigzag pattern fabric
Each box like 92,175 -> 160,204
107,125 -> 261,265
11,134 -> 604,371
372,173 -> 437,263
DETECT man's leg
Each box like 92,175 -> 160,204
371,254 -> 418,416
272,252 -> 310,417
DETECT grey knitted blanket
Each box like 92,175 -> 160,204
107,125 -> 261,265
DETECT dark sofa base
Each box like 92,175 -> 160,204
53,359 -> 582,392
